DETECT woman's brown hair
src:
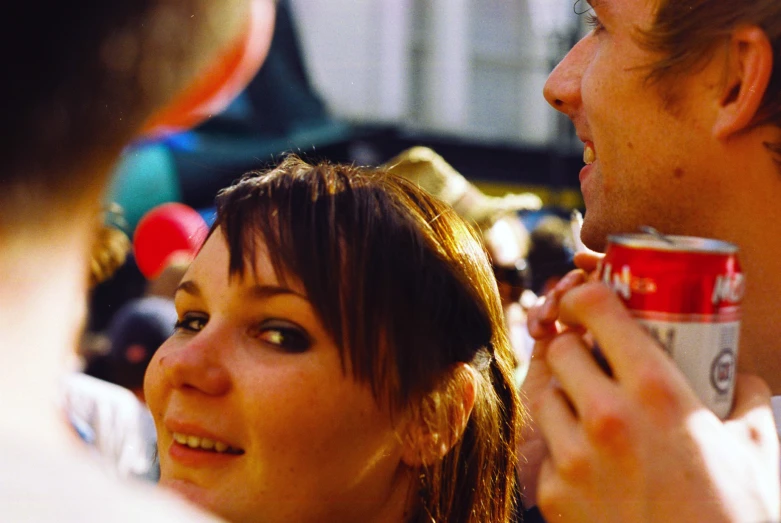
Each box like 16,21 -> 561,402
212,155 -> 521,522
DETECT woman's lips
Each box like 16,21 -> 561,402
164,421 -> 245,467
167,437 -> 245,468
172,432 -> 244,454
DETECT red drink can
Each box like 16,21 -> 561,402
597,233 -> 744,419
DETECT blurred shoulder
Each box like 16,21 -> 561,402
0,434 -> 221,522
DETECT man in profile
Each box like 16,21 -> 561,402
520,0 -> 781,521
0,1 -> 275,519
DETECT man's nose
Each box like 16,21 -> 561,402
159,329 -> 232,396
543,35 -> 592,117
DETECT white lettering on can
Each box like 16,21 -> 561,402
601,263 -> 632,300
711,274 -> 745,305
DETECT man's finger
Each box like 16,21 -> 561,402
521,340 -> 555,425
517,434 -> 549,508
726,373 -> 776,448
729,373 -> 772,419
557,283 -> 690,389
528,295 -> 560,339
573,251 -> 603,273
533,384 -> 582,463
528,270 -> 587,339
545,331 -> 617,418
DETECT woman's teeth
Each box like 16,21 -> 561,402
172,432 -> 243,454
584,144 -> 596,165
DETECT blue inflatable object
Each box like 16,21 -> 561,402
107,144 -> 182,234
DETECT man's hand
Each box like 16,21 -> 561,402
518,267 -> 589,507
532,282 -> 780,523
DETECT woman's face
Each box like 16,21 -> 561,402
144,229 -> 411,522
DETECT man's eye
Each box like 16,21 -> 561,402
174,314 -> 208,333
252,320 -> 312,353
585,13 -> 605,34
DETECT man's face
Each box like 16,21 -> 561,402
543,0 -> 725,251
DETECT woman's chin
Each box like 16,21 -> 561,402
159,477 -> 221,515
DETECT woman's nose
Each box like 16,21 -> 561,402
543,35 -> 592,117
158,331 -> 232,396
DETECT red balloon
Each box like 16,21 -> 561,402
133,203 -> 209,279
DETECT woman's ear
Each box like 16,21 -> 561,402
141,0 -> 276,137
400,363 -> 478,467
712,25 -> 774,140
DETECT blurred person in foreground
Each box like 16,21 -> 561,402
0,0 -> 276,520
103,296 -> 178,404
144,156 -> 522,522
73,297 -> 177,482
517,0 -> 781,521
65,225 -> 168,483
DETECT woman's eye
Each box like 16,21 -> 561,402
174,313 -> 208,333
252,320 -> 312,353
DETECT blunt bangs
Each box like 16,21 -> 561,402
211,156 -> 499,408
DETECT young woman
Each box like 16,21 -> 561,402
144,156 -> 522,522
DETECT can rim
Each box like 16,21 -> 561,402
606,233 -> 738,254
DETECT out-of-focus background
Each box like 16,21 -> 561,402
76,2 -> 587,480
86,0 -> 587,405
107,0 -> 588,236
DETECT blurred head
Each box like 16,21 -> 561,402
145,252 -> 194,300
527,215 -> 576,296
145,156 -> 521,522
483,215 -> 530,306
1,0 -> 275,231
544,0 -> 781,251
106,297 -> 177,401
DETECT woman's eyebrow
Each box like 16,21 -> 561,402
173,280 -> 308,301
175,280 -> 201,298
244,284 -> 308,301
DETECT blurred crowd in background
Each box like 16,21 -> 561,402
61,0 -> 581,493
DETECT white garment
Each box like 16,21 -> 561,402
771,396 -> 781,437
61,373 -> 157,481
0,432 -> 221,522
506,300 -> 535,387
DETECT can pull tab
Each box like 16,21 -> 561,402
639,225 -> 675,245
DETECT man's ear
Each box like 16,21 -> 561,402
400,363 -> 478,467
141,0 -> 276,137
712,25 -> 774,140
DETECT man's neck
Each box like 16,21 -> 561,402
711,151 -> 781,393
734,248 -> 781,394
0,217 -> 94,451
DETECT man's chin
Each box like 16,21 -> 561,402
579,220 -> 609,254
